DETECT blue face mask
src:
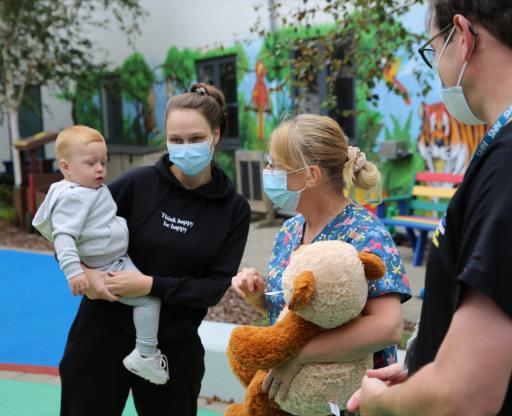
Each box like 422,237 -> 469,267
435,26 -> 485,125
262,168 -> 307,212
167,135 -> 214,176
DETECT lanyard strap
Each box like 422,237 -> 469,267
469,104 -> 512,169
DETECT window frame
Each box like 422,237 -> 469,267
195,54 -> 239,150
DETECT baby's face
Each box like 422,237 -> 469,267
64,141 -> 108,189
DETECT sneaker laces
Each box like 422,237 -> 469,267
160,354 -> 169,377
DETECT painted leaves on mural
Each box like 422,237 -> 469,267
251,0 -> 429,109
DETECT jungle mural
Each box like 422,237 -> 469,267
61,3 -> 484,198
417,102 -> 486,175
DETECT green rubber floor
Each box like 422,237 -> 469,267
0,379 -> 223,416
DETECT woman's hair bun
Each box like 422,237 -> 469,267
190,82 -> 225,111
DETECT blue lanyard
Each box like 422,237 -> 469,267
468,103 -> 512,170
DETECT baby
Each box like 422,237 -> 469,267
33,125 -> 169,385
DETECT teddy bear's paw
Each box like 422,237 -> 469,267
224,403 -> 244,416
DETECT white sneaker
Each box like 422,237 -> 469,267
122,348 -> 169,385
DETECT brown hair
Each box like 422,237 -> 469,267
164,82 -> 227,138
269,114 -> 381,195
55,125 -> 105,161
430,0 -> 512,48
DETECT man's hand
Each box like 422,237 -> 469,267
347,375 -> 390,415
347,363 -> 407,413
68,273 -> 89,296
83,265 -> 118,302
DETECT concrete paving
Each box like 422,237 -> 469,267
0,220 -> 425,414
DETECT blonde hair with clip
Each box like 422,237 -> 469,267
269,114 -> 381,197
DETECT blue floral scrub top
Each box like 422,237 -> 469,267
265,202 -> 411,368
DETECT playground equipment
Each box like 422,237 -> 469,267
13,132 -> 62,231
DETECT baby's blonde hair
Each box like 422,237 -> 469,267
269,114 -> 381,196
55,125 -> 105,161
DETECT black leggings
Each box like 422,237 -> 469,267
59,310 -> 205,416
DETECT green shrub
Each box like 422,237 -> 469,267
0,181 -> 13,207
0,205 -> 15,226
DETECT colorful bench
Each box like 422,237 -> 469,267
377,171 -> 463,266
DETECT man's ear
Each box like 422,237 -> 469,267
453,14 -> 477,61
305,165 -> 322,188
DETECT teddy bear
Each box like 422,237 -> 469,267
225,240 -> 386,416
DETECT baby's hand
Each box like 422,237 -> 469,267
68,273 -> 90,296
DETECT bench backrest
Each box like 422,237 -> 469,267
409,171 -> 464,214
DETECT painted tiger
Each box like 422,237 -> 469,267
417,102 -> 486,175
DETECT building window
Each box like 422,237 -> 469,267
292,43 -> 356,142
196,54 -> 239,149
101,75 -> 124,145
18,85 -> 44,158
19,85 -> 44,139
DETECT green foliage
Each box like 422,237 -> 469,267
0,206 -> 15,227
147,133 -> 166,148
214,150 -> 236,183
380,110 -> 425,197
58,67 -> 106,129
119,52 -> 156,145
0,0 -> 145,113
251,0 -> 428,111
252,315 -> 270,327
384,112 -> 413,142
120,52 -> 155,106
162,47 -> 199,91
0,176 -> 14,226
0,178 -> 13,206
398,325 -> 414,350
355,82 -> 383,162
258,25 -> 331,83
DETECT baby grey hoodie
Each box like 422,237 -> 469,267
32,180 -> 129,279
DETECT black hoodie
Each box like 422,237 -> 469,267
79,154 -> 251,341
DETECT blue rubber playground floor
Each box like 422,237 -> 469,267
0,248 -> 222,415
0,248 -> 79,368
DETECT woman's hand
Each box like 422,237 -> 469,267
231,267 -> 266,302
82,265 -> 118,302
261,357 -> 304,401
104,270 -> 152,298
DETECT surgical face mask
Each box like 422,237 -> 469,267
167,135 -> 214,176
435,26 -> 485,125
262,167 -> 307,212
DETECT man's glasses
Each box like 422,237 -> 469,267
418,22 -> 478,69
418,23 -> 454,69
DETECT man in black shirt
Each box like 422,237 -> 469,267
347,1 -> 512,414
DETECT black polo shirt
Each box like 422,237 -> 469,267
408,122 -> 512,415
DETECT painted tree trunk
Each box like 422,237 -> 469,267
8,107 -> 23,187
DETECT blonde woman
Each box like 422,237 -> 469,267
231,114 -> 411,406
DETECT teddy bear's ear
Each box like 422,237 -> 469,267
288,271 -> 315,311
358,252 -> 386,280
